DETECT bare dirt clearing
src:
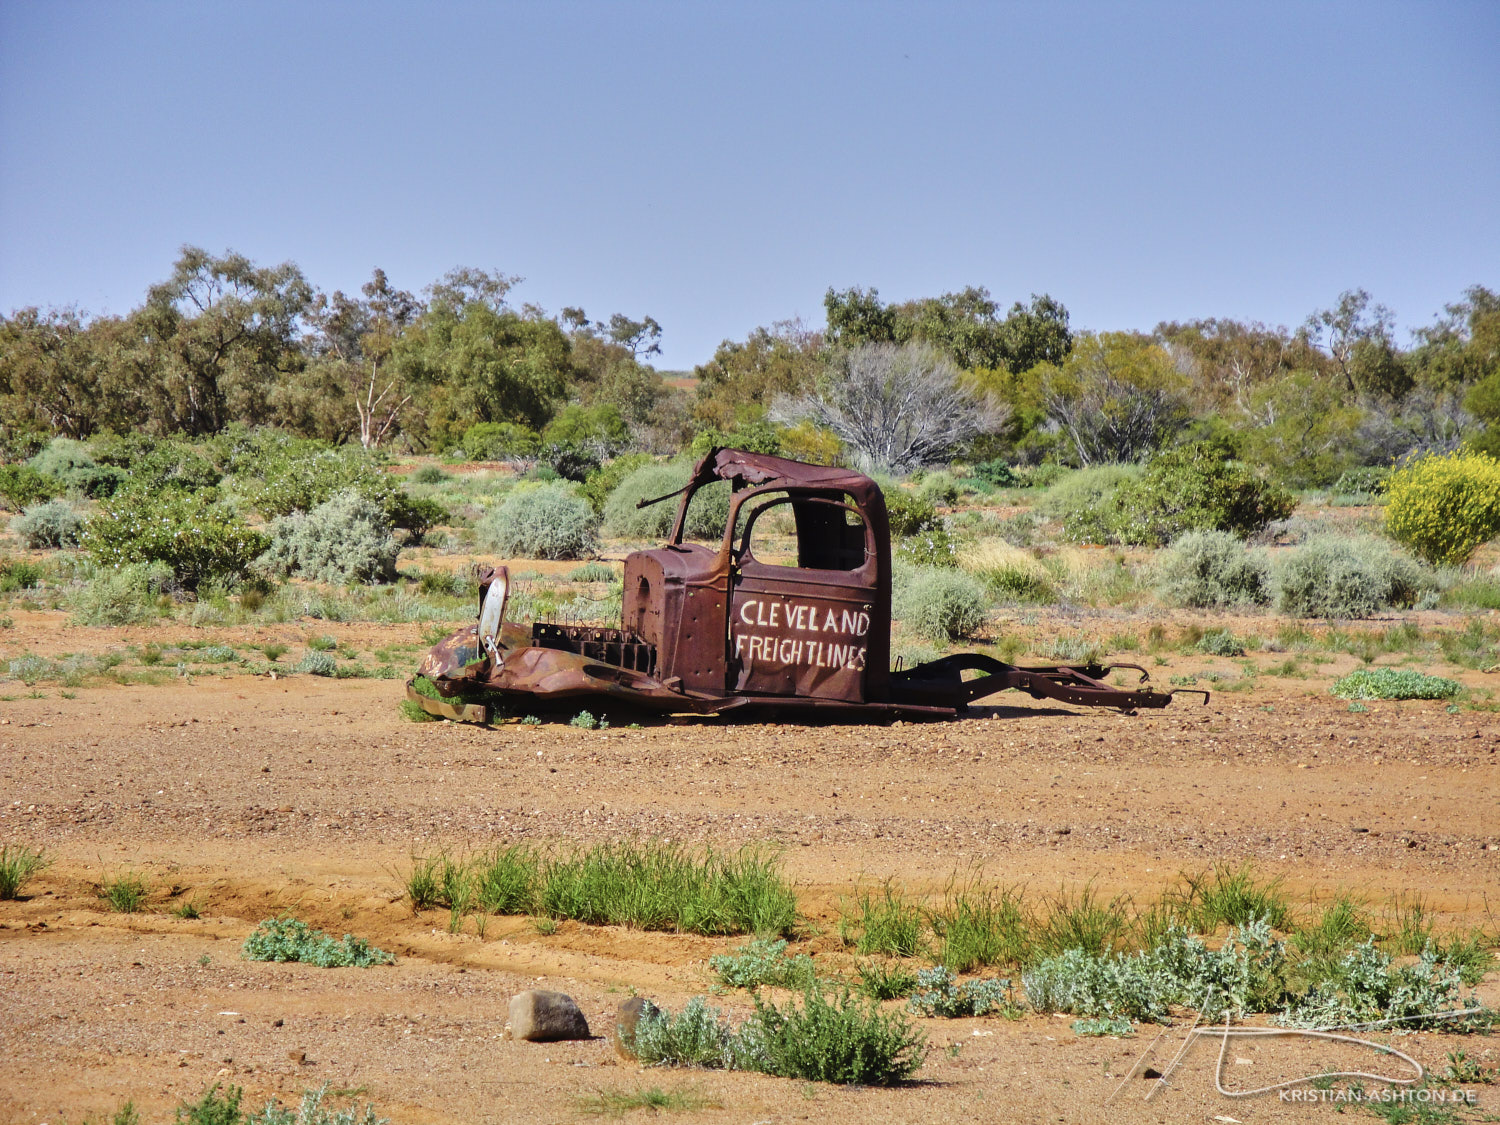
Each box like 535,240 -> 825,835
3,651 -> 1499,1123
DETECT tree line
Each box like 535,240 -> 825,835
2,245 -> 1496,483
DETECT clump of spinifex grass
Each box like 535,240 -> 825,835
931,880 -> 1032,970
0,843 -> 49,899
1158,862 -> 1293,933
403,839 -> 796,937
839,880 -> 927,957
98,870 -> 150,913
1034,883 -> 1133,957
541,840 -> 794,935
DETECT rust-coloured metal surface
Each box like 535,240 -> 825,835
408,448 -> 1204,722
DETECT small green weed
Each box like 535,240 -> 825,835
569,710 -> 608,729
261,643 -> 288,662
906,966 -> 1016,1018
306,634 -> 338,651
575,1086 -> 720,1118
403,851 -> 443,909
174,1083 -> 242,1125
173,899 -> 203,920
398,698 -> 440,722
1071,1016 -> 1135,1037
1384,893 -> 1435,956
242,916 -> 394,967
710,937 -> 818,991
856,959 -> 920,1000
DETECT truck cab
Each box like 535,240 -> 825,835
621,448 -> 892,704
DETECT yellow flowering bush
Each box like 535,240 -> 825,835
1384,448 -> 1500,565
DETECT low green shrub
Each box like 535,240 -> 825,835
631,996 -> 737,1069
893,520 -> 959,567
1275,534 -> 1431,618
1276,943 -> 1488,1032
29,438 -> 127,498
916,471 -> 959,508
1025,921 -> 1288,1023
602,463 -> 686,538
82,492 -> 268,590
739,985 -> 927,1085
293,652 -> 337,676
13,499 -> 85,549
0,463 -> 59,510
0,843 -> 48,899
477,481 -> 599,559
1385,448 -> 1500,565
580,452 -> 654,513
244,1083 -> 388,1125
881,487 -> 939,538
69,562 -> 172,626
92,435 -> 221,495
1112,443 -> 1296,547
892,564 -> 989,643
407,464 -> 450,485
972,459 -> 1020,487
460,421 -> 541,462
1155,530 -> 1272,608
710,938 -> 818,991
1197,629 -> 1246,657
1330,668 -> 1463,701
905,966 -> 1014,1017
1038,464 -> 1140,544
0,556 -> 45,592
260,490 -> 400,585
1331,466 -> 1390,497
241,916 -> 394,967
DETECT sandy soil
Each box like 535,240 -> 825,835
3,613 -> 1499,1124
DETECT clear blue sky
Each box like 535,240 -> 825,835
2,1 -> 1496,371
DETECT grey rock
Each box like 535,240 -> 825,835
611,996 -> 660,1059
509,989 -> 591,1042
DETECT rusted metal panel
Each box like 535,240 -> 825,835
410,448 -> 1204,722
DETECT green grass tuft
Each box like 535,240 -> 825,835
0,843 -> 49,899
98,870 -> 149,913
841,881 -> 927,957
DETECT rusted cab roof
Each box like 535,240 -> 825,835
702,448 -> 883,505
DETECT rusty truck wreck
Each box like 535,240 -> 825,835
409,448 -> 1204,722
